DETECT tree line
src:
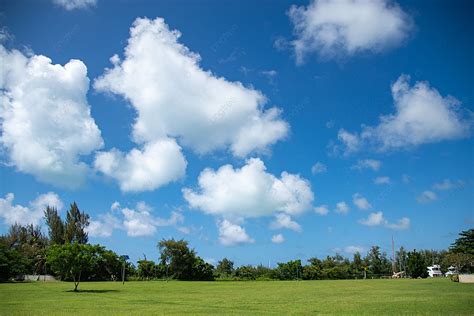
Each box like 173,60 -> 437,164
0,202 -> 473,290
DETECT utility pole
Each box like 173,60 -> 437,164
121,255 -> 129,285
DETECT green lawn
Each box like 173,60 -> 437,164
0,279 -> 473,315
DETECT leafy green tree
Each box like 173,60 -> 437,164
64,202 -> 90,244
191,257 -> 214,281
216,258 -> 234,278
44,206 -> 65,244
2,224 -> 48,275
450,229 -> 474,255
350,252 -> 364,278
46,243 -> 98,291
0,242 -> 28,281
443,252 -> 474,274
157,238 -> 214,280
274,260 -> 303,280
395,246 -> 408,273
137,259 -> 156,280
407,249 -> 428,278
234,265 -> 257,280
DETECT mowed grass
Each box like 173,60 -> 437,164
0,278 -> 473,315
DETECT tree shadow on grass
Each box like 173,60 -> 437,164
65,289 -> 120,293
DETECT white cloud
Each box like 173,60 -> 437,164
311,162 -> 327,174
87,201 -> 184,238
287,0 -> 413,63
352,193 -> 372,210
86,213 -> 121,238
334,201 -> 349,214
94,139 -> 187,192
0,192 -> 62,226
338,75 -> 472,154
0,45 -> 103,188
52,0 -> 97,10
358,211 -> 385,226
374,176 -> 391,185
217,220 -> 254,246
94,17 -> 288,161
417,190 -> 437,203
433,179 -> 464,191
358,211 -> 410,230
344,245 -> 365,254
351,159 -> 381,171
270,213 -> 302,232
183,158 -> 314,219
314,204 -> 329,216
271,233 -> 285,244
338,129 -> 362,155
385,217 -> 410,230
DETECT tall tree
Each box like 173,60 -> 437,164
64,202 -> 90,244
216,258 -> 234,278
44,206 -> 65,244
450,229 -> 474,255
396,246 -> 408,272
407,249 -> 428,278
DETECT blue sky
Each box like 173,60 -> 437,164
0,0 -> 473,266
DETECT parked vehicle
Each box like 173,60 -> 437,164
445,266 -> 458,277
427,265 -> 443,277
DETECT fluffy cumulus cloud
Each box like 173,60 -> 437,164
374,176 -> 391,185
271,233 -> 285,244
217,220 -> 254,246
334,201 -> 349,214
183,158 -> 314,219
52,0 -> 97,10
311,162 -> 327,174
352,193 -> 372,210
270,213 -> 302,232
287,0 -> 413,63
0,192 -> 62,226
94,139 -> 187,192
0,46 -> 103,188
358,211 -> 410,230
417,190 -> 437,204
94,18 -> 288,173
358,211 -> 385,226
338,75 -> 472,154
87,201 -> 184,237
351,159 -> 381,171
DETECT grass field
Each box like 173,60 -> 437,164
1,278 -> 473,315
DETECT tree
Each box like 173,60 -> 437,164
443,252 -> 474,274
0,241 -> 27,281
396,246 -> 408,273
1,224 -> 48,275
450,229 -> 474,255
407,249 -> 428,278
350,252 -> 364,278
157,238 -> 214,280
64,202 -> 90,244
44,206 -> 65,244
365,246 -> 391,277
274,260 -> 303,280
137,258 -> 156,280
46,243 -> 98,291
216,258 -> 234,278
